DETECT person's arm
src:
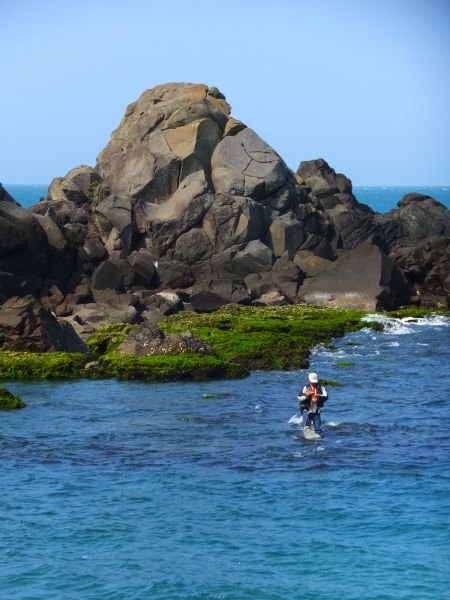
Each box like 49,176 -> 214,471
320,386 -> 327,400
298,385 -> 308,402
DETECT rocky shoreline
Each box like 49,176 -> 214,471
1,306 -> 447,389
1,83 -> 449,371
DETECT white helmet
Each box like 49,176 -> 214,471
308,372 -> 318,383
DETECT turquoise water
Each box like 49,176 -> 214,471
2,316 -> 449,599
3,184 -> 450,213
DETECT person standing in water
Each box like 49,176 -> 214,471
298,373 -> 328,436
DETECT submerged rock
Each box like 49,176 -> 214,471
0,385 -> 26,409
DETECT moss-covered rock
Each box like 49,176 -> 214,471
0,385 -> 26,409
85,323 -> 138,355
0,351 -> 87,379
93,352 -> 247,381
3,304 -> 446,382
162,304 -> 369,370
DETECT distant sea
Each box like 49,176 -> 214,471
3,183 -> 450,213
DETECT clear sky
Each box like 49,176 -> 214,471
1,0 -> 449,185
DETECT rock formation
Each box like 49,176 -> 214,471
0,82 -> 449,351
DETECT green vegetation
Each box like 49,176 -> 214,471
0,351 -> 87,380
162,304 -> 369,370
320,379 -> 342,387
2,303 -> 447,383
0,385 -> 26,409
85,323 -> 137,355
93,352 -> 247,381
86,180 -> 101,201
337,361 -> 353,367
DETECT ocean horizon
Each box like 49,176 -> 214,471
3,183 -> 450,214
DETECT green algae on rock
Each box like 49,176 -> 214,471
93,352 -> 247,381
162,304 -> 369,370
0,351 -> 87,380
85,323 -> 138,355
3,304 -> 445,383
0,385 -> 26,409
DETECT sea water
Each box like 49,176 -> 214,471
3,184 -> 450,213
1,316 -> 449,599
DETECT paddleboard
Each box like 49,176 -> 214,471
303,426 -> 321,440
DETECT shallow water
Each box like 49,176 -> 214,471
2,316 -> 449,599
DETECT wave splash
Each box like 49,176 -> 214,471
362,314 -> 449,335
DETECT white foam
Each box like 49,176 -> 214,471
386,341 -> 400,347
325,421 -> 341,427
288,414 -> 303,425
408,315 -> 449,327
255,404 -> 263,413
363,313 -> 449,335
362,314 -> 414,335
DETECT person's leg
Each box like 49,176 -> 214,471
302,408 -> 311,428
313,412 -> 323,435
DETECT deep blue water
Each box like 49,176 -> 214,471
3,184 -> 450,213
2,315 -> 449,599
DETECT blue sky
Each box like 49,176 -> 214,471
1,0 -> 449,184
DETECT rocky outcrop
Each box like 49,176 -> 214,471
298,241 -> 408,310
117,323 -> 214,357
1,83 -> 449,316
0,296 -> 87,352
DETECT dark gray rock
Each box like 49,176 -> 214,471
127,248 -> 157,284
190,291 -> 228,313
211,127 -> 289,201
267,212 -> 305,258
174,228 -> 212,263
47,165 -> 101,204
232,240 -> 273,277
298,242 -> 408,310
0,184 -> 18,204
0,295 -> 86,352
91,259 -> 135,293
157,259 -> 194,289
297,159 -> 352,197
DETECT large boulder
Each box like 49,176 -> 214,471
297,159 -> 352,197
297,241 -> 409,310
376,193 -> 450,248
47,165 -> 101,205
96,83 -> 231,202
211,127 -> 290,203
92,195 -> 133,253
0,295 -> 86,352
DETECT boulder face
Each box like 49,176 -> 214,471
298,242 -> 408,310
0,296 -> 87,352
1,82 -> 449,318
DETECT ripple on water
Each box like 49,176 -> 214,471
1,317 -> 450,599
